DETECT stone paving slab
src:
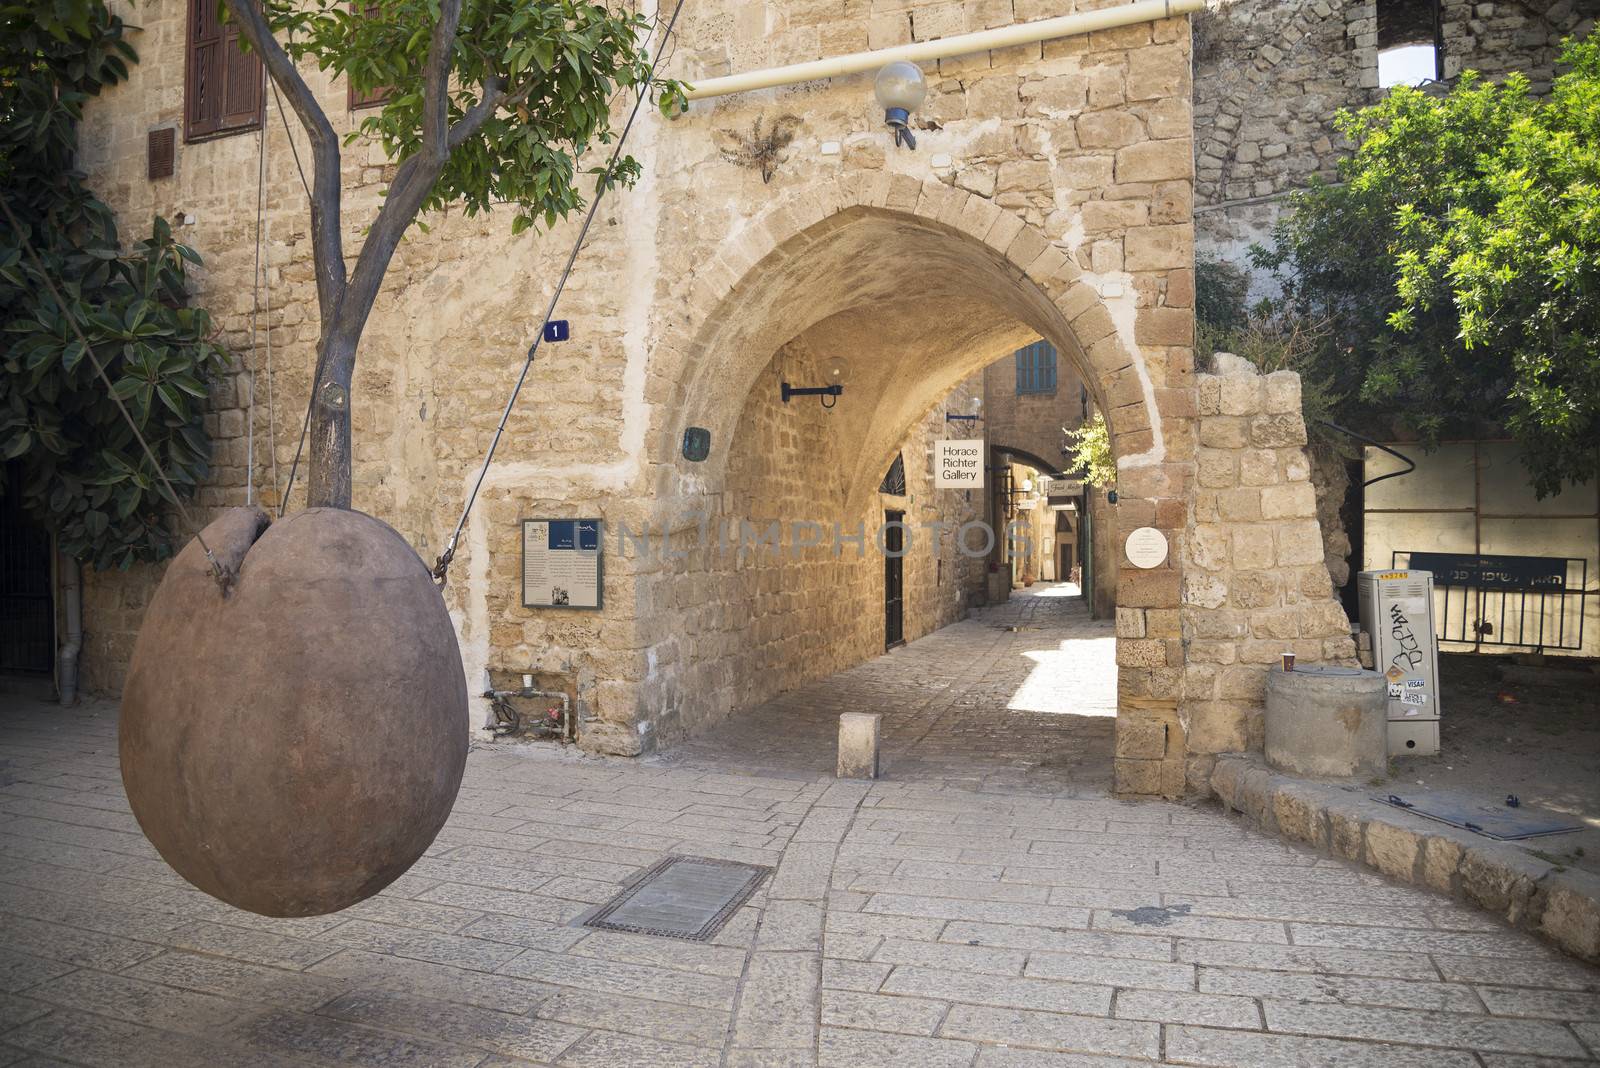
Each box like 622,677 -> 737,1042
1212,753 -> 1600,964
4,624 -> 1600,1067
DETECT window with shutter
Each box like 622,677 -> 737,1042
185,0 -> 262,142
1014,340 -> 1058,395
348,4 -> 393,110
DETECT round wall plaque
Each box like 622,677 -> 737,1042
1125,526 -> 1168,569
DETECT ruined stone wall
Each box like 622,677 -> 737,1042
1192,0 -> 1600,284
1173,354 -> 1358,790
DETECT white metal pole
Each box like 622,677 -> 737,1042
682,0 -> 1206,102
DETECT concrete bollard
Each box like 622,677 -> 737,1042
838,713 -> 881,779
1265,665 -> 1387,779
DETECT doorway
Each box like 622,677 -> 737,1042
884,509 -> 904,649
0,481 -> 54,680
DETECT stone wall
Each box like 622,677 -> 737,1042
1175,353 -> 1358,790
70,1 -> 1216,792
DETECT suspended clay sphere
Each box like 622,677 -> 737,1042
120,507 -> 468,917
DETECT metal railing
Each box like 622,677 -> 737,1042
1393,551 -> 1590,652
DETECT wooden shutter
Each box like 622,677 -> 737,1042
220,22 -> 264,131
186,0 -> 261,141
348,3 -> 392,110
147,128 -> 176,179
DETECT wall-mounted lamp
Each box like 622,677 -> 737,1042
945,395 -> 982,427
874,61 -> 926,150
781,356 -> 850,409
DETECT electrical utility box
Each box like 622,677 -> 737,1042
1357,570 -> 1442,757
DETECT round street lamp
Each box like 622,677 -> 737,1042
874,61 -> 927,150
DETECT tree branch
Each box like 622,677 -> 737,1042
221,0 -> 345,322
335,66 -> 506,347
418,0 -> 463,165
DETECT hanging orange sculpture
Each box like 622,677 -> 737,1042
119,507 -> 467,917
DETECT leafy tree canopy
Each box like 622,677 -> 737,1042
0,0 -> 229,569
1254,33 -> 1600,497
1063,413 -> 1115,489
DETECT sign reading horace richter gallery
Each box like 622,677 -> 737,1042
935,440 -> 984,489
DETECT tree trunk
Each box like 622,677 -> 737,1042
306,332 -> 356,509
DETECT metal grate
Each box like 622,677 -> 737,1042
583,856 -> 769,941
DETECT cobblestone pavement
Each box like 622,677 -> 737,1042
3,686 -> 1600,1066
652,584 -> 1118,794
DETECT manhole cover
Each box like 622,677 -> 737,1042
583,856 -> 770,941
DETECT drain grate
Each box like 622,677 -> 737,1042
583,855 -> 770,941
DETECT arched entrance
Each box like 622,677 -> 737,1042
626,180 -> 1197,795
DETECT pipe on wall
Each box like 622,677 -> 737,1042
57,551 -> 82,705
682,0 -> 1207,101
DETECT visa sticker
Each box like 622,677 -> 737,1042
1405,679 -> 1426,688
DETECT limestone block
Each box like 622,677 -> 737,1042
1210,352 -> 1258,376
1115,717 -> 1168,760
1186,640 -> 1237,665
1081,197 -> 1149,232
1249,412 -> 1307,447
1186,606 -> 1248,640
1540,870 -> 1600,962
1115,607 -> 1147,638
1182,573 -> 1227,609
1198,415 -> 1249,448
1186,700 -> 1250,753
1076,110 -> 1145,148
1113,757 -> 1163,795
1327,803 -> 1366,861
1124,224 -> 1192,271
1260,482 -> 1317,520
1216,487 -> 1261,522
1115,140 -> 1193,183
1116,638 -> 1167,668
1231,527 -> 1276,570
1146,608 -> 1181,638
1273,787 -> 1328,849
1363,820 -> 1421,883
1213,663 -> 1265,703
1420,834 -> 1464,894
1218,375 -> 1262,416
1263,370 -> 1302,413
1275,520 -> 1326,566
1238,449 -> 1279,486
837,713 -> 880,780
1460,846 -> 1543,925
1128,44 -> 1188,100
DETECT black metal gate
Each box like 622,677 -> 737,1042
0,480 -> 54,675
884,510 -> 904,650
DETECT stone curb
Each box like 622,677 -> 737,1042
1209,753 -> 1600,964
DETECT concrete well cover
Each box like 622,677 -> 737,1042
583,856 -> 770,940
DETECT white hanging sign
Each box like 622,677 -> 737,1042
934,439 -> 985,489
1125,526 -> 1169,569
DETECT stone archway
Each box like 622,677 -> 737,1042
626,177 -> 1199,795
